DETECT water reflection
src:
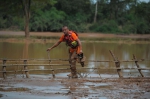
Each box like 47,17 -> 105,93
0,41 -> 150,77
23,40 -> 29,59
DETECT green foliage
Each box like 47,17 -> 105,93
89,20 -> 120,33
0,16 -> 7,29
12,17 -> 24,30
122,24 -> 135,34
0,0 -> 149,34
56,0 -> 91,15
30,7 -> 66,31
134,2 -> 150,34
64,12 -> 89,32
136,18 -> 149,34
0,15 -> 24,30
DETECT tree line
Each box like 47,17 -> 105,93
0,0 -> 149,37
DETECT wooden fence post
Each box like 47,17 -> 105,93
109,50 -> 123,78
2,60 -> 7,79
24,60 -> 29,78
133,54 -> 144,77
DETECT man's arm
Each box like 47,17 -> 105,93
76,38 -> 82,54
47,41 -> 61,51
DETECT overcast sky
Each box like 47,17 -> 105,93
140,0 -> 149,2
92,0 -> 150,3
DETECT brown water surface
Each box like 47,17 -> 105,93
0,40 -> 150,99
0,41 -> 150,77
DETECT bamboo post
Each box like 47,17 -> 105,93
2,59 -> 7,79
24,60 -> 29,78
133,54 -> 144,77
109,50 -> 123,78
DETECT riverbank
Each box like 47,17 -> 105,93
1,31 -> 150,38
0,31 -> 150,44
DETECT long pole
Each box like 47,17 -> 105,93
47,51 -> 55,78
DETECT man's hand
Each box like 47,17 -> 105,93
47,48 -> 51,51
46,41 -> 61,51
79,50 -> 83,54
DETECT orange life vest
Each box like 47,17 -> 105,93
63,31 -> 78,48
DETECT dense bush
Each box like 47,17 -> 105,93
30,7 -> 66,31
89,20 -> 120,33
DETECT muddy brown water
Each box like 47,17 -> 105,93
0,40 -> 150,99
0,41 -> 150,78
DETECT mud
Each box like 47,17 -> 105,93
0,75 -> 150,99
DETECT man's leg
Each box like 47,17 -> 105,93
68,50 -> 78,78
76,46 -> 86,67
77,53 -> 85,67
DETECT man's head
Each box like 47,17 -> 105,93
62,26 -> 69,35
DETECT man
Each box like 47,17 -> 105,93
47,26 -> 85,78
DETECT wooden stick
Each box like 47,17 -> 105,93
0,64 -> 71,66
0,67 -> 149,73
2,60 -> 7,79
109,50 -> 123,78
24,60 -> 29,78
0,58 -> 146,62
133,54 -> 144,77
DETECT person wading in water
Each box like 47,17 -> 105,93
47,26 -> 85,78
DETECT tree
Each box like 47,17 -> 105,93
0,0 -> 57,38
93,0 -> 98,23
22,0 -> 57,38
30,7 -> 66,31
0,0 -> 149,34
22,0 -> 31,38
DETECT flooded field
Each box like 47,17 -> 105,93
0,32 -> 150,99
0,41 -> 150,77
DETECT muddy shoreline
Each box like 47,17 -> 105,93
0,31 -> 150,44
0,31 -> 150,39
0,76 -> 150,99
